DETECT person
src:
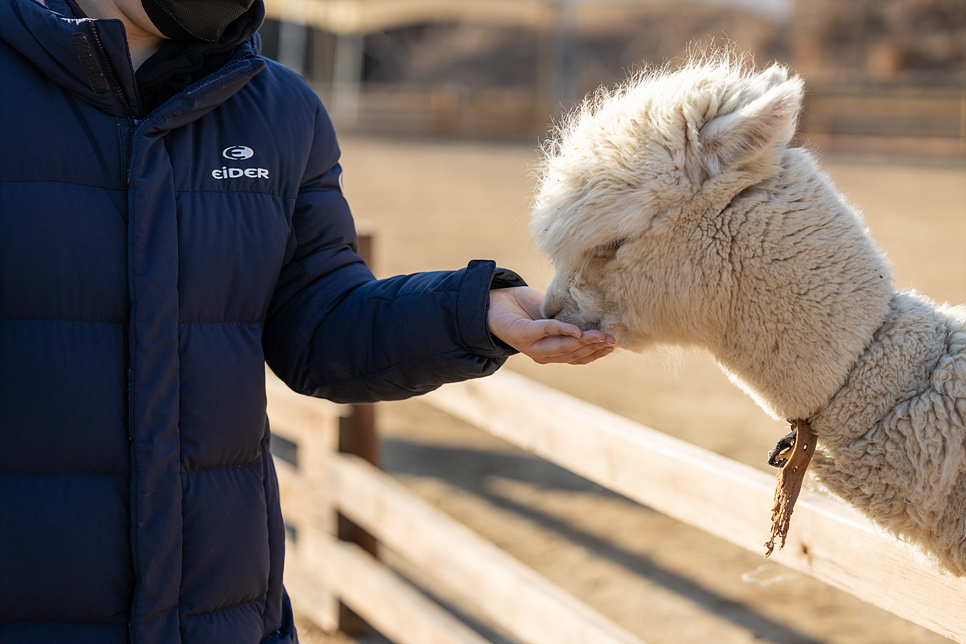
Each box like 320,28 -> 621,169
0,0 -> 615,641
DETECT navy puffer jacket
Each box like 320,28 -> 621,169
0,1 -> 522,642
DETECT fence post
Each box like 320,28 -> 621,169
337,225 -> 380,635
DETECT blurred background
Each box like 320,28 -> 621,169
256,0 -> 965,158
257,2 -> 966,643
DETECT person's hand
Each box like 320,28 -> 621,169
487,286 -> 616,365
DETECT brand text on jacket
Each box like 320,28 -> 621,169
212,166 -> 270,179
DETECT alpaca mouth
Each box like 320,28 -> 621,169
547,308 -> 600,333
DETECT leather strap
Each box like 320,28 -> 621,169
765,418 -> 817,556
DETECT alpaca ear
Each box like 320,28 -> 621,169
696,72 -> 804,181
754,64 -> 789,93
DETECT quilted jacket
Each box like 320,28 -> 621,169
0,0 -> 521,642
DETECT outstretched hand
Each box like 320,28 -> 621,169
487,287 -> 616,365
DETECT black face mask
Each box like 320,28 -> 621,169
141,0 -> 254,42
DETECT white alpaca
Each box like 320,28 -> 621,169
530,55 -> 966,575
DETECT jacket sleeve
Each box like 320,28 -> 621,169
262,101 -> 525,404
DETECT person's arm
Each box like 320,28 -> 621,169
263,101 -> 612,404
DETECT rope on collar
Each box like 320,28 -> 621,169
764,418 -> 817,557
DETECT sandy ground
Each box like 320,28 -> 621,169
294,134 -> 966,644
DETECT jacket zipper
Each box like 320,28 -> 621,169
86,22 -> 137,120
86,22 -> 140,642
88,44 -> 259,644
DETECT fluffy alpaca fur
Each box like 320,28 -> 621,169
530,54 -> 966,574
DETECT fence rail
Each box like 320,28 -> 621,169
267,368 -> 966,644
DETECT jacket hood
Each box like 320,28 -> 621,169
135,0 -> 263,112
0,0 -> 122,112
0,0 -> 265,118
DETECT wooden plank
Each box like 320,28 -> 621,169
337,400 -> 382,609
264,0 -> 789,34
263,0 -> 555,34
274,460 -> 309,524
421,371 -> 966,643
267,377 -> 341,541
265,367 -> 344,451
267,368 -> 344,631
320,536 -> 494,644
329,452 -> 650,644
272,388 -> 487,643
278,456 -> 341,633
285,538 -> 340,633
334,231 -> 383,635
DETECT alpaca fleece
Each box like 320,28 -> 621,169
530,54 -> 966,574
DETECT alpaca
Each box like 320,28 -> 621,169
530,55 -> 966,575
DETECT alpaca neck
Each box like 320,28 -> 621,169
703,150 -> 894,420
807,291 -> 966,575
812,291 -> 962,445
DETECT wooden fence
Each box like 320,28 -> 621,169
266,368 -> 966,644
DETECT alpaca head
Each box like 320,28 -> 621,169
531,55 -> 805,352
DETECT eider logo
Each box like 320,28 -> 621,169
223,145 -> 254,160
213,145 -> 270,180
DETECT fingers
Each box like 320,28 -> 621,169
530,328 -> 615,355
538,319 -> 583,340
560,342 -> 615,364
523,333 -> 616,365
526,333 -> 600,356
579,329 -> 616,344
568,344 -> 616,365
530,342 -> 615,365
488,286 -> 617,365
531,320 -> 615,345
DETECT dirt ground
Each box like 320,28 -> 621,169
294,134 -> 966,644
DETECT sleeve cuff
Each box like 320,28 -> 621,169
489,266 -> 528,290
457,259 -> 528,359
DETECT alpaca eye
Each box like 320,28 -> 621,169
598,238 -> 626,256
608,238 -> 626,251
